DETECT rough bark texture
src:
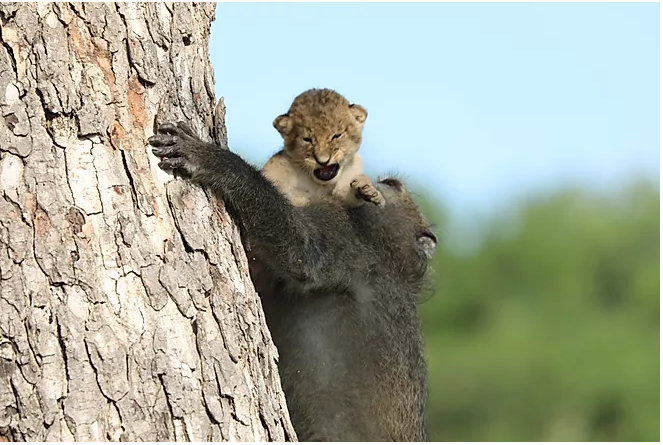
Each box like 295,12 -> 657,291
0,2 -> 295,441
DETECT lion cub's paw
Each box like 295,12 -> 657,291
351,175 -> 385,207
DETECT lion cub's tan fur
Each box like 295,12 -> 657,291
263,88 -> 383,207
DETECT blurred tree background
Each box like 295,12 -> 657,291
418,179 -> 659,441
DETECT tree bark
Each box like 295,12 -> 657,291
0,2 -> 295,441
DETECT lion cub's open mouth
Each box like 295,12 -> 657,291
313,164 -> 340,182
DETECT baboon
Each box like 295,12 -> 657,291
149,122 -> 436,441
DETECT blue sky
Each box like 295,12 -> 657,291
210,2 -> 659,222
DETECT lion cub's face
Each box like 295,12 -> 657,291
273,88 -> 367,184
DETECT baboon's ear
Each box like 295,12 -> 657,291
349,104 -> 368,125
417,230 -> 438,259
273,114 -> 293,136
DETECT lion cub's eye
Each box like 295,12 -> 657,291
331,133 -> 343,140
303,137 -> 313,143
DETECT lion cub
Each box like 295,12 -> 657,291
262,88 -> 384,208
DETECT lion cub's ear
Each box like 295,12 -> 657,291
349,104 -> 368,125
273,114 -> 293,136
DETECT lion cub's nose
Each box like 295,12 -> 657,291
314,153 -> 331,166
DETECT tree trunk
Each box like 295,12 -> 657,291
0,2 -> 295,441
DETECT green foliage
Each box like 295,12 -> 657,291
418,180 -> 659,441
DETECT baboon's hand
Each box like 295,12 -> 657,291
351,175 -> 385,207
148,121 -> 217,178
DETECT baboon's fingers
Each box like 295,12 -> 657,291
151,145 -> 180,157
176,121 -> 197,137
157,122 -> 179,135
148,134 -> 177,147
158,157 -> 188,171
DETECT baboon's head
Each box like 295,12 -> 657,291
373,177 -> 438,283
274,88 -> 367,185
